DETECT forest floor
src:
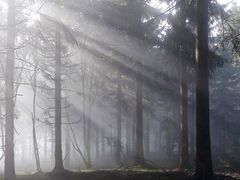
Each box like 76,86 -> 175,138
6,170 -> 238,180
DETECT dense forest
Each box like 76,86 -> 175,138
0,0 -> 239,179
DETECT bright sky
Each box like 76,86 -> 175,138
218,0 -> 239,5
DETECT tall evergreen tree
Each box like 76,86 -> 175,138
195,0 -> 213,179
53,28 -> 64,173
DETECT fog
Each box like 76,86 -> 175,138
0,0 -> 239,180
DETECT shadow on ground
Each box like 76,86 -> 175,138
0,170 -> 237,180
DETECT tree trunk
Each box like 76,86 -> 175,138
179,0 -> 189,169
126,120 -> 132,158
195,0 -> 213,179
86,116 -> 92,168
101,128 -> 105,156
81,64 -> 92,168
53,28 -> 64,172
65,126 -> 70,169
95,124 -> 100,160
180,52 -> 189,169
134,76 -> 144,165
5,0 -> 16,179
190,84 -> 196,160
1,104 -> 5,156
110,125 -> 113,156
116,71 -> 122,163
32,61 -> 41,172
158,122 -> 161,154
166,130 -> 172,159
64,98 -> 71,169
132,111 -> 136,161
144,118 -> 150,156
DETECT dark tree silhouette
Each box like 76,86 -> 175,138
195,0 -> 213,179
53,28 -> 64,173
179,0 -> 189,169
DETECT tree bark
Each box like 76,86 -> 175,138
64,99 -> 70,169
179,0 -> 189,169
132,111 -> 136,161
144,118 -> 150,156
86,117 -> 92,168
53,28 -> 64,172
101,128 -> 105,156
65,126 -> 70,169
110,125 -> 113,156
195,0 -> 213,179
32,60 -> 41,172
81,64 -> 92,168
116,71 -> 122,163
5,0 -> 16,179
126,119 -> 132,158
95,124 -> 100,159
158,121 -> 161,154
134,74 -> 144,165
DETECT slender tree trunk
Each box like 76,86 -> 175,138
65,126 -> 70,169
180,51 -> 189,168
144,119 -> 150,156
5,0 -> 16,179
166,130 -> 172,159
101,128 -> 105,156
110,125 -> 113,156
190,104 -> 195,160
53,28 -> 64,172
195,0 -> 213,179
132,111 -> 136,160
158,131 -> 162,154
126,120 -> 132,158
81,65 -> 91,167
86,116 -> 92,168
64,98 -> 70,169
116,71 -> 122,163
179,0 -> 189,169
190,84 -> 196,160
114,128 -> 117,158
134,75 -> 144,165
1,128 -> 4,155
95,124 -> 100,159
32,61 -> 41,172
0,104 -> 5,156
